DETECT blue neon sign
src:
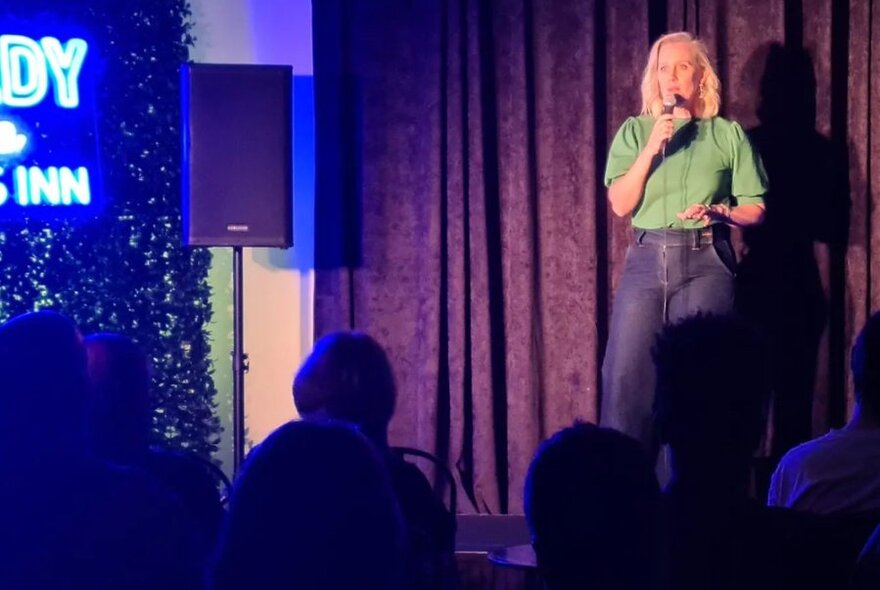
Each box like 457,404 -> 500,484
0,25 -> 102,219
0,35 -> 88,109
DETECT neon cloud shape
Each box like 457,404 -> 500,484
0,120 -> 26,155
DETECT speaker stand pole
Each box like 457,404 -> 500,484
232,245 -> 249,474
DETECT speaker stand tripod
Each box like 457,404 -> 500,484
232,245 -> 249,474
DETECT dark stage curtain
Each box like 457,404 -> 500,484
312,0 -> 880,514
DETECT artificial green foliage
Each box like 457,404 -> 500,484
0,0 -> 220,458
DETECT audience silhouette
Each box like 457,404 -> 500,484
85,332 -> 226,561
293,331 -> 457,590
769,311 -> 880,515
524,422 -> 659,590
654,313 -> 875,590
0,311 -> 201,589
210,420 -> 405,590
653,314 -> 784,590
6,308 -> 879,589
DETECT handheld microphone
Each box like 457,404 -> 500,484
661,95 -> 677,157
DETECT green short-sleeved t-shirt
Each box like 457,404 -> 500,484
604,115 -> 768,229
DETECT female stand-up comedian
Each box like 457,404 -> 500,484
600,32 -> 768,450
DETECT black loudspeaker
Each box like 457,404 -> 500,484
181,63 -> 293,247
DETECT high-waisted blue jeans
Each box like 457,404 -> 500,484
600,226 -> 736,450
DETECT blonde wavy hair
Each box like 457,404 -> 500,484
640,32 -> 720,118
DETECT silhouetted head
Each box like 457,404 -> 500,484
654,314 -> 770,483
757,43 -> 817,130
211,420 -> 404,590
293,331 -> 396,446
84,333 -> 152,464
524,423 -> 660,590
852,311 -> 880,421
0,310 -> 89,458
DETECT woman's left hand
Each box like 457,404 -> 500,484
677,203 -> 731,226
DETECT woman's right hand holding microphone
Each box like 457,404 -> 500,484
646,113 -> 675,156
